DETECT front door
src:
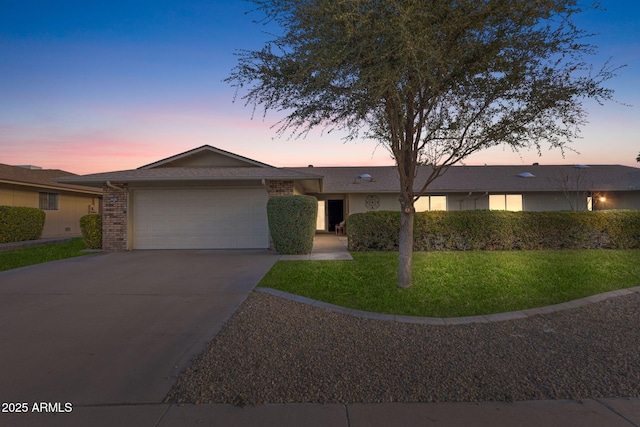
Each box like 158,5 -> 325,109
327,200 -> 344,232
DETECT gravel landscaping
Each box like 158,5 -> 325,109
166,291 -> 640,405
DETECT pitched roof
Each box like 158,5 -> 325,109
0,164 -> 102,195
291,164 -> 640,193
51,145 -> 640,194
139,145 -> 274,169
56,145 -> 323,188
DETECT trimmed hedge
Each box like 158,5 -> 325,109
347,210 -> 640,251
267,195 -> 317,254
0,206 -> 46,243
80,214 -> 102,249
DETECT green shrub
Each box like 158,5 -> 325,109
347,210 -> 640,251
346,211 -> 400,251
80,214 -> 102,249
0,206 -> 46,243
267,195 -> 317,254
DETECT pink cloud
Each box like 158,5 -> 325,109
2,90 -> 636,176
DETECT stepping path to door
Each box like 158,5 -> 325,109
279,234 -> 353,260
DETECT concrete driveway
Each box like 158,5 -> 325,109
0,250 -> 278,406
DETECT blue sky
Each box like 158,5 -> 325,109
1,0 -> 638,174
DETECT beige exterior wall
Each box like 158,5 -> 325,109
521,192 -> 579,211
347,193 -> 450,214
596,191 -> 640,211
42,193 -> 101,237
153,151 -> 261,168
0,184 -> 39,207
343,191 -> 640,214
293,181 -> 306,195
347,193 -> 400,214
0,183 -> 101,238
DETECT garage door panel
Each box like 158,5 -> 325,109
133,188 -> 269,249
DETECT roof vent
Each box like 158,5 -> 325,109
517,172 -> 535,178
574,164 -> 590,169
353,173 -> 374,184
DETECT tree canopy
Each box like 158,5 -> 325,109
228,0 -> 618,287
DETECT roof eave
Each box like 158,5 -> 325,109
1,179 -> 103,195
56,174 -> 325,186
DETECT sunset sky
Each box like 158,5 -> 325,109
1,1 -> 639,175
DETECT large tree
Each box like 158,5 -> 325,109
228,0 -> 617,287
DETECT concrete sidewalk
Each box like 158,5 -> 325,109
279,233 -> 352,260
3,237 -> 639,426
4,398 -> 639,426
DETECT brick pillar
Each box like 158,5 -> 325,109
266,180 -> 294,197
102,183 -> 128,251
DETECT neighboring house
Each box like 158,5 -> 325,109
57,145 -> 640,251
0,164 -> 102,239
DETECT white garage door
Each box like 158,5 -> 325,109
133,188 -> 269,249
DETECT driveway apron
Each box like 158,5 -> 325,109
0,250 -> 278,406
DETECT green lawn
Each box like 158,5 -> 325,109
0,238 -> 91,272
258,250 -> 640,317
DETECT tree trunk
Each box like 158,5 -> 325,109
398,206 -> 414,288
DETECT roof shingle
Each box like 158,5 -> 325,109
290,164 -> 640,193
0,164 -> 102,194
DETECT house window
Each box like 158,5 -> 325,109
489,194 -> 522,211
415,195 -> 447,212
39,192 -> 59,210
429,196 -> 447,211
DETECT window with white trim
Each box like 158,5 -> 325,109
39,192 -> 59,210
415,195 -> 447,212
489,194 -> 522,211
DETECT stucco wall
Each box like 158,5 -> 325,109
42,193 -> 101,237
347,193 -> 400,214
447,192 -> 578,211
0,185 -> 37,207
597,192 -> 640,211
343,191 -> 640,214
0,183 -> 100,238
153,151 -> 261,168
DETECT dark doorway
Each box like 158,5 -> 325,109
327,200 -> 344,232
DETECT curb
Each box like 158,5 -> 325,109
255,286 -> 640,325
0,237 -> 75,252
